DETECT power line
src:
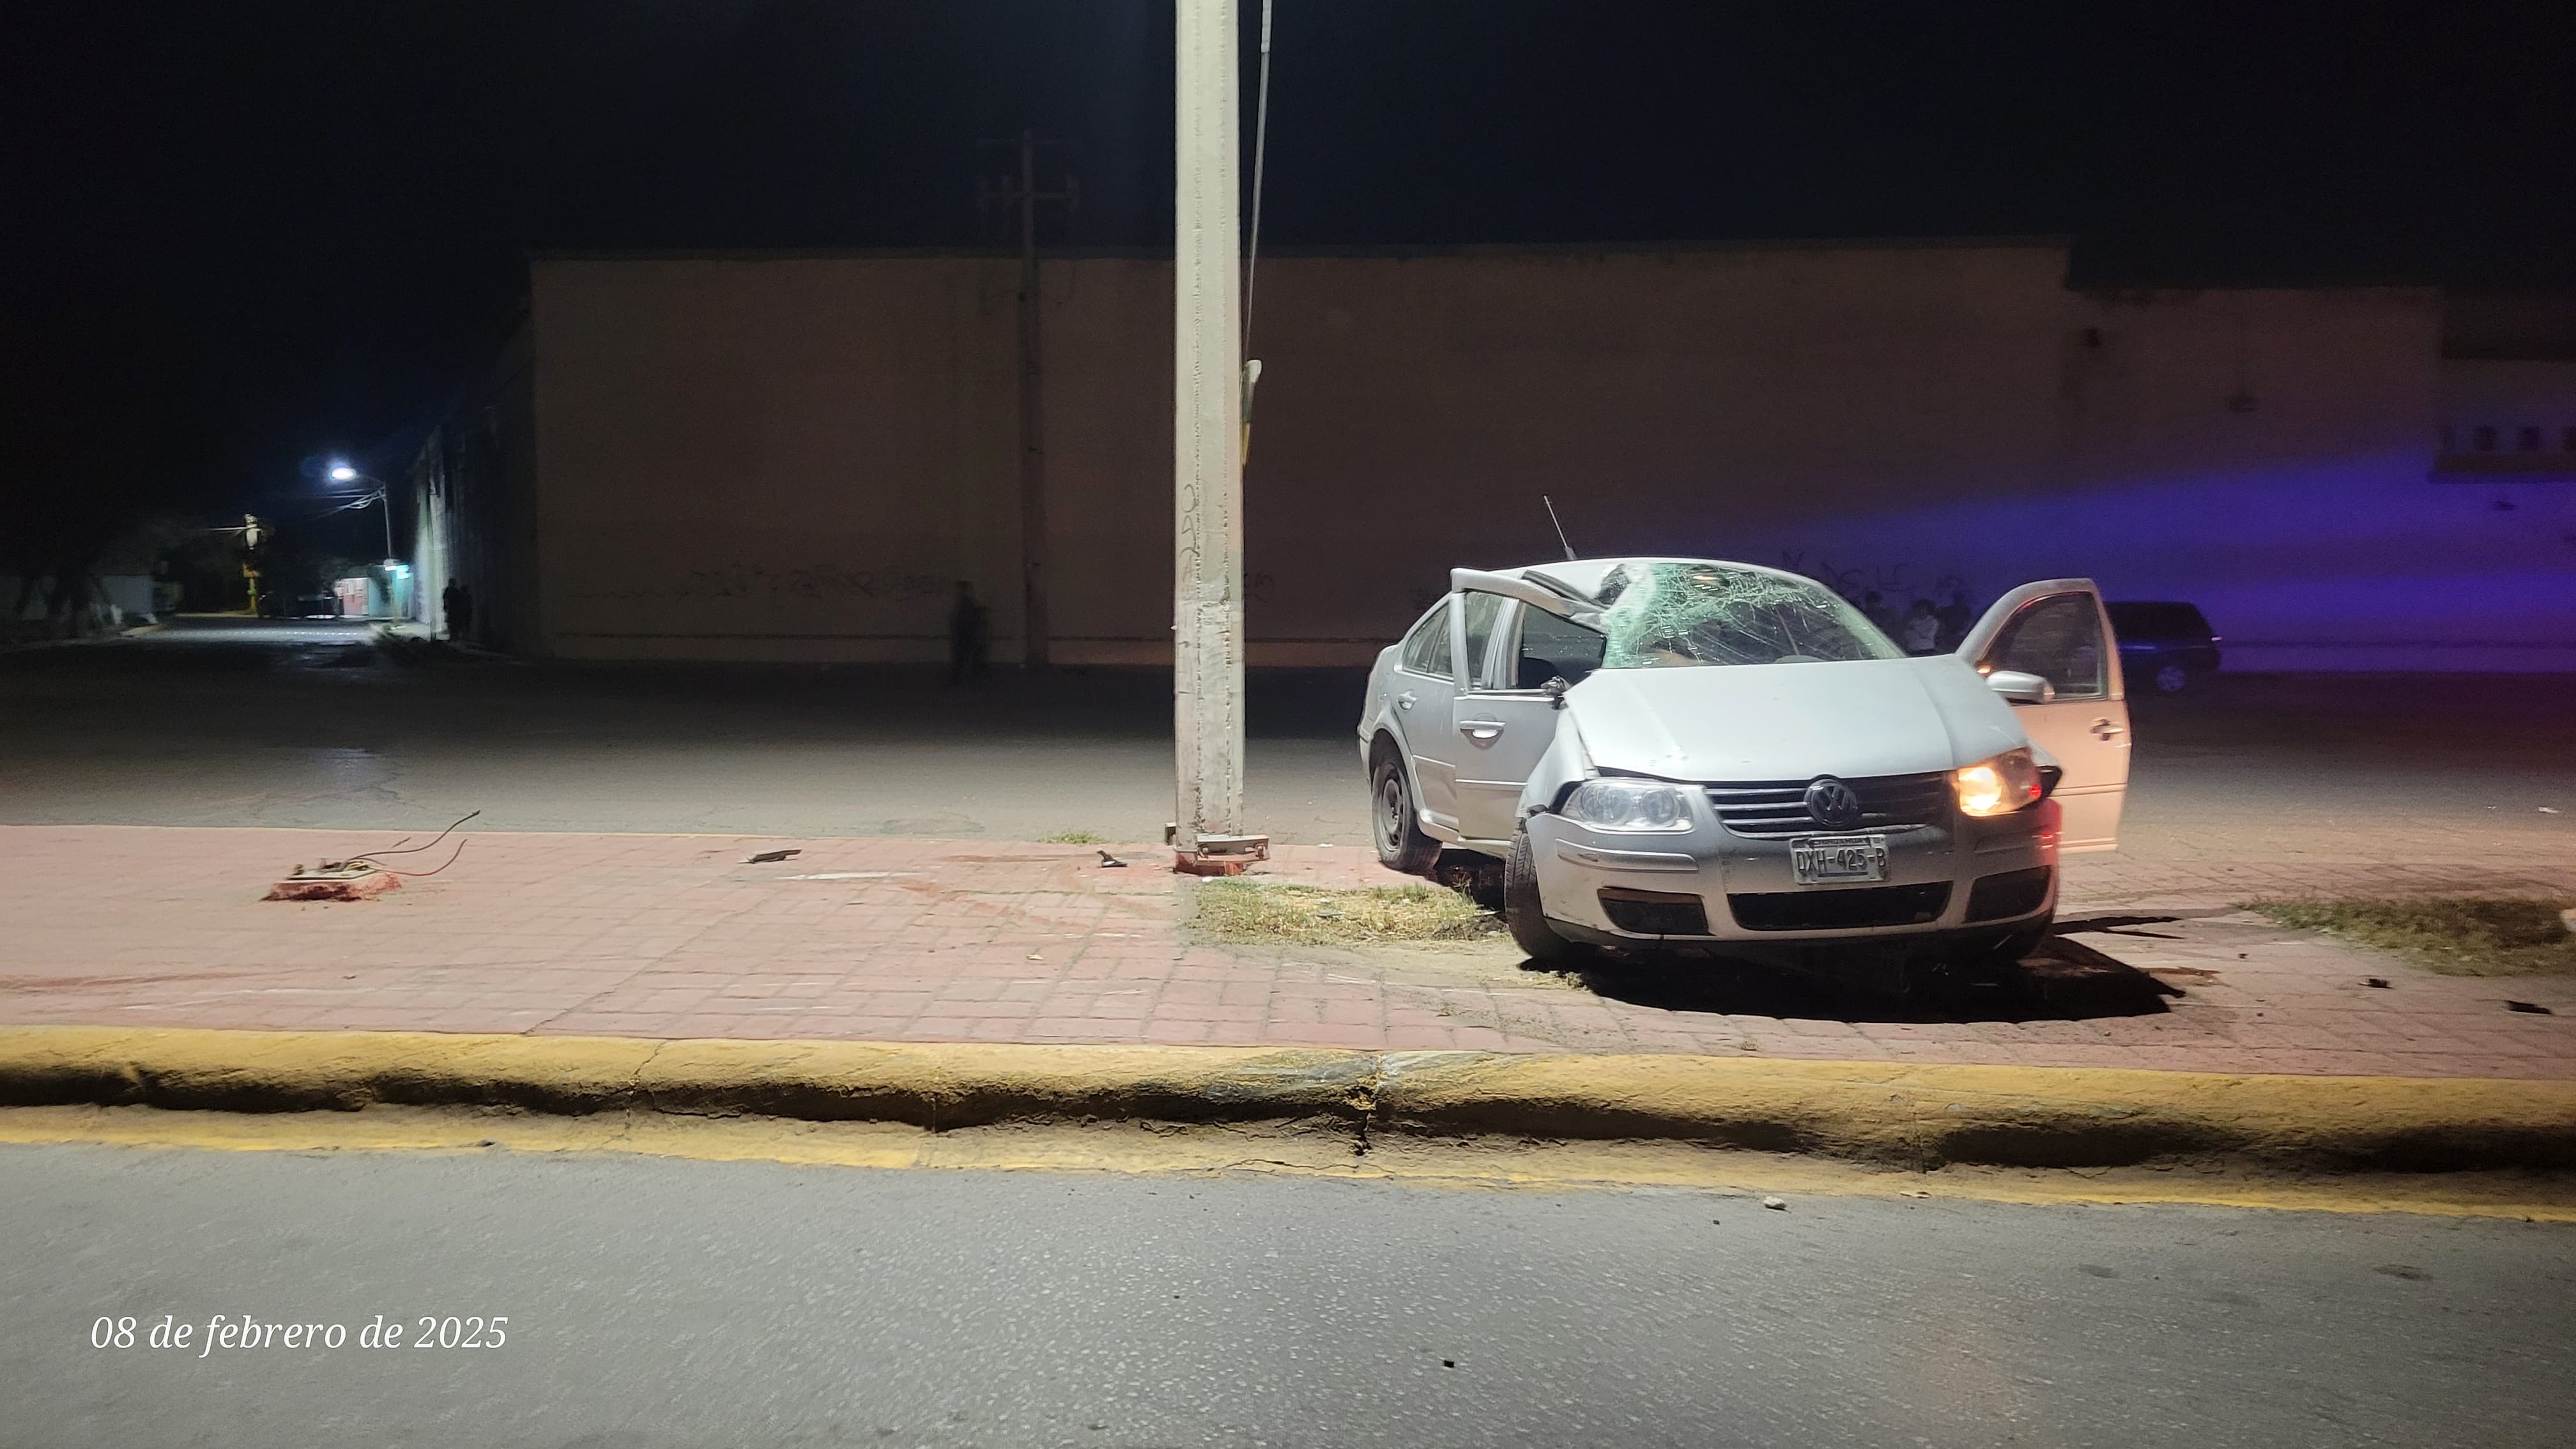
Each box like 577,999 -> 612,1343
1242,0 -> 1275,355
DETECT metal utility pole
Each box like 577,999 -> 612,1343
1170,0 -> 1263,873
979,131 -> 1077,669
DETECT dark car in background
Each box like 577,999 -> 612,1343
2106,601 -> 2220,693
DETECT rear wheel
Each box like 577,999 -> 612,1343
1369,747 -> 1440,875
1505,829 -> 1583,963
2153,662 -> 2190,693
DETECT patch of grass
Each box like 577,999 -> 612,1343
2244,896 -> 2576,977
1038,830 -> 1108,845
1193,880 -> 1502,946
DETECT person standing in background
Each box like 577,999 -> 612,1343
441,579 -> 473,644
1934,588 -> 1974,652
1899,598 -> 1940,654
1860,589 -> 1897,638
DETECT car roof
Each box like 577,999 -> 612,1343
1479,556 -> 1813,602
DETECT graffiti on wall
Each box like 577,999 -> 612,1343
1770,549 -> 1974,611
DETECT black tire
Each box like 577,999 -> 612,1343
1369,746 -> 1441,876
1505,829 -> 1583,963
2152,662 -> 2191,694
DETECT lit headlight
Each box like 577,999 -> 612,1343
1560,779 -> 1694,832
1953,748 -> 2044,818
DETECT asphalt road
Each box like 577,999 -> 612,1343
1,1138 -> 2569,1448
2,618 -> 2572,854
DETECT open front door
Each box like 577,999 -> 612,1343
1959,579 -> 2131,852
1448,599 -> 1600,846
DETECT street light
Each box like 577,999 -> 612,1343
324,459 -> 395,562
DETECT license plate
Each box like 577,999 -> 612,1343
1790,834 -> 1888,885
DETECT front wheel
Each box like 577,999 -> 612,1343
2153,663 -> 2191,694
1505,829 -> 1583,963
1370,749 -> 1440,875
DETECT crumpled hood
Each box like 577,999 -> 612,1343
1564,657 -> 2027,781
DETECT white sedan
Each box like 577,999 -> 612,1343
1356,558 -> 2131,980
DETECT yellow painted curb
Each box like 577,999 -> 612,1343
1,1025 -> 2570,1172
0,1027 -> 1371,1126
1373,1053 -> 2576,1170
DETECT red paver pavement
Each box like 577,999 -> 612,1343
3,825 -> 2570,1077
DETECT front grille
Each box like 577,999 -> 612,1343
1704,772 -> 1952,839
1727,882 -> 1951,932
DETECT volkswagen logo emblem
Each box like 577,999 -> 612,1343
1803,777 -> 1865,831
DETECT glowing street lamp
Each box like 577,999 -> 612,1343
324,459 -> 395,562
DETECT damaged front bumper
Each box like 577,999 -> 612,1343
1526,802 -> 2057,958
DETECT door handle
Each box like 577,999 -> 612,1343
2090,718 -> 2126,739
1395,691 -> 1417,711
1458,719 -> 1506,741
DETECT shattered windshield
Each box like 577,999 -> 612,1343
1593,562 -> 1901,668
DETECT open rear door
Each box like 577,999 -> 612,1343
1959,579 -> 2130,852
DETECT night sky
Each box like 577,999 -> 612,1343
4,0 -> 2572,566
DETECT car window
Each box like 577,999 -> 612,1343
1460,593 -> 1509,689
1592,561 -> 1900,669
1515,608 -> 1606,689
1399,599 -> 1455,678
1986,594 -> 2108,699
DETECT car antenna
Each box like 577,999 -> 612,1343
1542,495 -> 1578,561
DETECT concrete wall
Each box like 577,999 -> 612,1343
532,257 -> 1020,661
2440,359 -> 2576,466
525,245 -> 2573,671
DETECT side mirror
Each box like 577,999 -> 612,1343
1542,677 -> 1571,709
1984,669 -> 2055,705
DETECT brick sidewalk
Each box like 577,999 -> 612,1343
3,825 -> 2570,1078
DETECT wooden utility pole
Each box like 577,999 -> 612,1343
981,131 -> 1076,668
1171,0 -> 1263,872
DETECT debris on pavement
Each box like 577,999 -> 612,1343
744,848 -> 802,864
1097,850 -> 1128,868
2506,1000 -> 2554,1015
1762,1196 -> 1787,1211
2366,977 -> 2391,988
263,862 -> 400,901
263,809 -> 479,900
